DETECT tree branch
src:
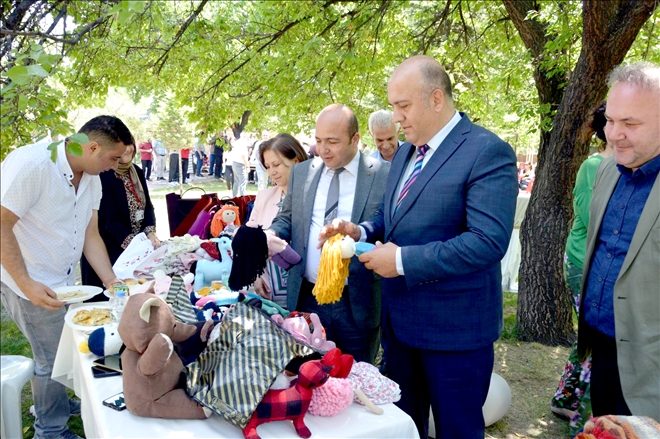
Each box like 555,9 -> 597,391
0,14 -> 110,45
154,0 -> 208,75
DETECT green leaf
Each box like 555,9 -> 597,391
7,66 -> 30,85
67,142 -> 83,156
69,133 -> 90,144
48,141 -> 60,162
26,65 -> 49,77
118,8 -> 131,25
18,94 -> 28,110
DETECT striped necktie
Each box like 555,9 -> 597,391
324,167 -> 344,225
395,144 -> 429,212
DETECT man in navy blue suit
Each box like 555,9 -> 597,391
321,55 -> 518,438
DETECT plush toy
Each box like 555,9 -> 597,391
242,360 -> 332,439
228,226 -> 269,291
314,235 -> 376,305
322,348 -> 385,415
79,325 -> 123,356
167,234 -> 202,256
275,313 -> 336,351
211,205 -> 241,238
117,291 -> 213,419
192,236 -> 234,292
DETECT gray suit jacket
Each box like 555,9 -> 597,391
578,156 -> 660,419
270,153 -> 390,329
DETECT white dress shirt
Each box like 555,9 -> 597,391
357,111 -> 462,275
305,150 -> 361,283
1,140 -> 102,299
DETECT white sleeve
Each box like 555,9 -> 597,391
1,152 -> 45,218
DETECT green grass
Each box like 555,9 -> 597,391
1,302 -> 85,438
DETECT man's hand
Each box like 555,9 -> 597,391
147,232 -> 161,249
253,277 -> 272,300
101,277 -> 122,290
318,218 -> 361,249
358,241 -> 400,278
21,280 -> 65,311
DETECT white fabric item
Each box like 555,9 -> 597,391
112,233 -> 168,279
1,140 -> 102,299
501,193 -> 531,291
305,150 -> 360,283
52,312 -> 420,439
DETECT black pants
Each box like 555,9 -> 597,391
214,154 -> 223,178
141,159 -> 152,180
169,153 -> 179,182
587,324 -> 632,416
181,158 -> 189,184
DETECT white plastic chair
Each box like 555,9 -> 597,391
1,355 -> 35,439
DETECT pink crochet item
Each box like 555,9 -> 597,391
308,377 -> 354,417
347,362 -> 401,405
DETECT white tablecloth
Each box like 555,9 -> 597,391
53,304 -> 419,439
501,192 -> 531,292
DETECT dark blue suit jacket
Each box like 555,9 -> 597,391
362,114 -> 518,351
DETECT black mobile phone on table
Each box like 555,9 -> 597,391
103,392 -> 127,411
92,365 -> 121,378
93,354 -> 122,372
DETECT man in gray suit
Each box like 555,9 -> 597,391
269,104 -> 390,363
578,61 -> 660,420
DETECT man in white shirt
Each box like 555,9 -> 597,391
231,135 -> 250,197
1,115 -> 129,439
368,109 -> 401,163
268,104 -> 390,363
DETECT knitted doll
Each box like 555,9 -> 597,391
313,235 -> 375,305
211,205 -> 241,237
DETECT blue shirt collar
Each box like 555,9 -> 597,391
616,153 -> 660,178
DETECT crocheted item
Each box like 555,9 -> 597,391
575,415 -> 660,439
308,377 -> 353,417
347,361 -> 401,405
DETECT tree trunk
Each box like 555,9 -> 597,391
503,0 -> 657,345
231,110 -> 251,139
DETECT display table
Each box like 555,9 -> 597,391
53,304 -> 419,439
501,192 -> 531,292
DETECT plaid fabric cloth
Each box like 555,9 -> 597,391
185,303 -> 317,429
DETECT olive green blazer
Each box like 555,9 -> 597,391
578,155 -> 660,420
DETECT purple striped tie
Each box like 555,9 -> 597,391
395,144 -> 429,212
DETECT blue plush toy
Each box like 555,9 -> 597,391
85,325 -> 123,356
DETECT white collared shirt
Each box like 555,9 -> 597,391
393,111 -> 462,275
305,150 -> 361,283
1,140 -> 102,299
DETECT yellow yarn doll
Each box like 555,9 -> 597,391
313,234 -> 375,304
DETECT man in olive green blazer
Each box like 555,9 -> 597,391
577,62 -> 660,421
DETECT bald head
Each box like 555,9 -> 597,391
388,56 -> 455,146
393,56 -> 454,106
317,104 -> 359,139
315,104 -> 360,169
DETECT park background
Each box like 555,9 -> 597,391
2,1 -> 660,437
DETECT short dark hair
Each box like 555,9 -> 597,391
77,115 -> 133,149
259,133 -> 309,168
590,102 -> 607,144
420,61 -> 453,103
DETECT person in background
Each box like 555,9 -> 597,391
551,102 -> 612,432
246,133 -> 309,308
138,138 -> 153,181
81,138 -> 159,291
320,56 -> 518,438
194,135 -> 204,177
1,115 -> 128,439
153,138 -> 167,181
251,131 -> 270,191
368,109 -> 401,163
180,147 -> 190,184
577,61 -> 660,421
232,134 -> 250,196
